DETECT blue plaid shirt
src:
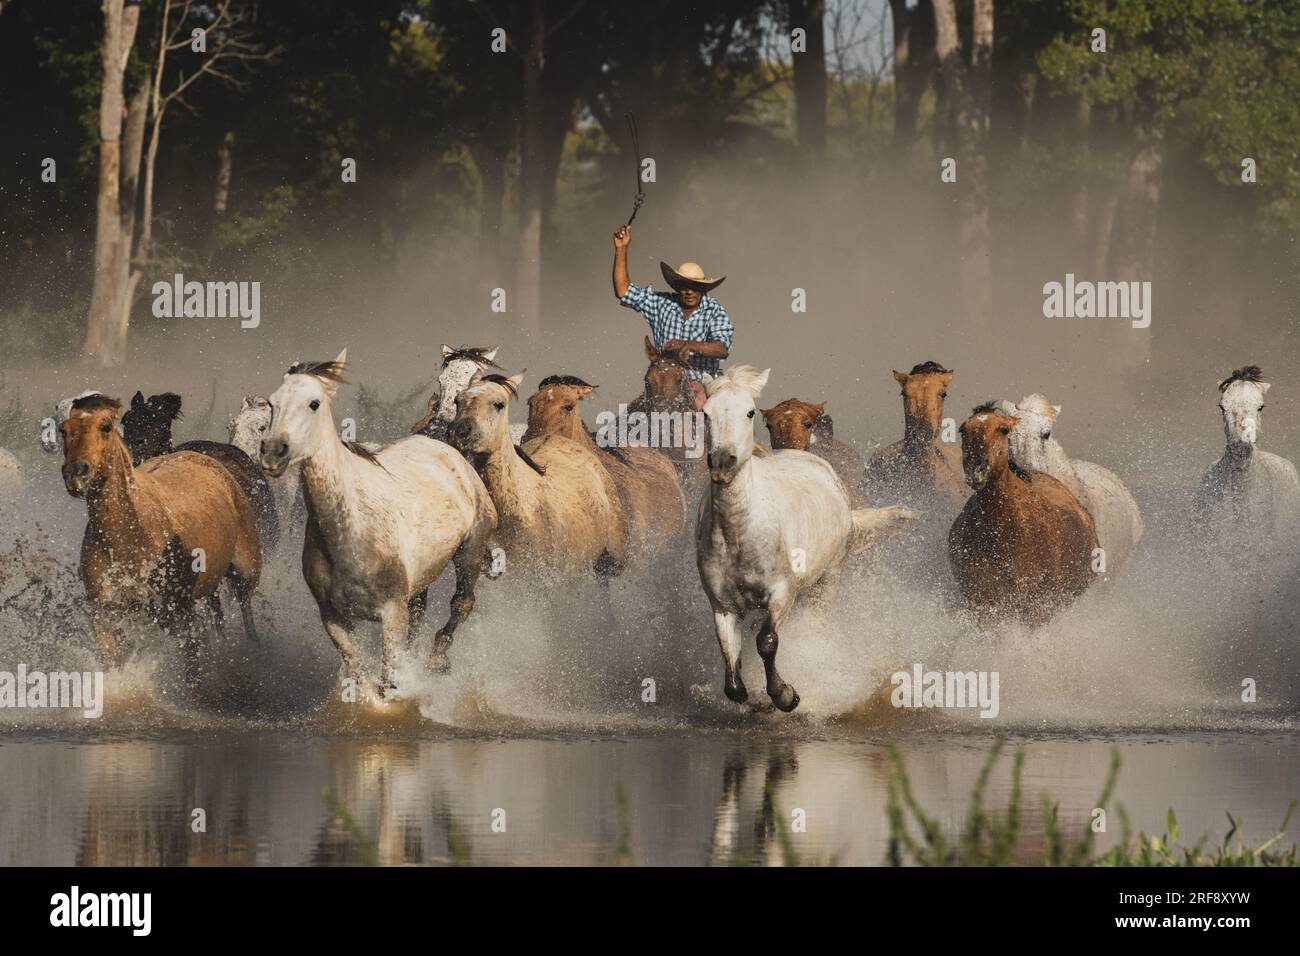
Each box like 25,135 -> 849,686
619,283 -> 734,379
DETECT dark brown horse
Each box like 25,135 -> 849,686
121,391 -> 279,553
948,406 -> 1098,628
61,395 -> 262,678
762,398 -> 864,501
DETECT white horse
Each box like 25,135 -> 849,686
261,349 -> 498,692
229,395 -> 304,528
1194,366 -> 1300,549
696,366 -> 916,712
993,394 -> 1143,575
415,345 -> 526,445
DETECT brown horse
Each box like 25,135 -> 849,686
61,395 -> 262,676
762,399 -> 864,499
626,336 -> 708,501
524,375 -> 688,560
948,406 -> 1098,627
862,361 -> 967,508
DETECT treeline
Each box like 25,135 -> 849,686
0,0 -> 1296,366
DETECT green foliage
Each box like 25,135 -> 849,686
888,742 -> 1298,867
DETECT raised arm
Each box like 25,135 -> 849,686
612,225 -> 632,299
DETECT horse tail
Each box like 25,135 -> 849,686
849,504 -> 919,554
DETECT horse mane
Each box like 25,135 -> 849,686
1017,393 -> 1058,418
538,374 -> 595,389
970,400 -> 1003,416
706,364 -> 767,397
513,443 -> 546,475
343,441 -> 386,469
479,373 -> 519,398
909,360 -> 951,375
1218,365 -> 1263,392
71,394 -> 123,416
443,346 -> 502,370
287,359 -> 348,384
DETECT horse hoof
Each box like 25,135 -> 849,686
724,678 -> 748,704
773,686 -> 800,713
376,680 -> 398,700
429,650 -> 451,674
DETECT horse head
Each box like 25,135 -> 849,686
526,375 -> 595,441
227,395 -> 272,460
60,394 -> 129,498
643,336 -> 693,412
1000,394 -> 1062,473
434,345 -> 502,424
959,404 -> 1020,491
893,361 -> 954,447
261,348 -> 348,477
120,391 -> 183,464
762,398 -> 827,451
449,372 -> 524,456
703,364 -> 770,484
1218,365 -> 1269,459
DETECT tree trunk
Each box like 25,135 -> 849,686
933,0 -> 993,324
112,80 -> 149,355
84,0 -> 139,366
472,136 -> 509,292
1068,95 -> 1090,253
789,0 -> 827,164
214,130 -> 235,216
889,0 -> 933,161
515,0 -> 546,337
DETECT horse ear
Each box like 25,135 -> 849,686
1052,404 -> 1062,417
441,344 -> 454,358
334,347 -> 348,367
482,347 -> 499,362
813,401 -> 827,416
240,395 -> 254,411
893,370 -> 909,385
754,369 -> 771,395
760,407 -> 775,423
939,371 -> 955,385
574,384 -> 596,399
132,390 -> 145,408
1260,382 -> 1272,395
644,336 -> 657,360
507,373 -> 525,393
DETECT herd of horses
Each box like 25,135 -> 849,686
29,342 -> 1300,712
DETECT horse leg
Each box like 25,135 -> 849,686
208,591 -> 227,638
407,588 -> 428,640
91,607 -> 124,668
757,589 -> 799,712
178,602 -> 206,688
432,554 -> 480,673
227,568 -> 260,644
713,610 -> 747,703
378,599 -> 408,696
320,604 -> 361,685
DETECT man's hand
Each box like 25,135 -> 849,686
612,226 -> 632,298
613,225 -> 632,248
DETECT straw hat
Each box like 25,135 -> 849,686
660,261 -> 726,292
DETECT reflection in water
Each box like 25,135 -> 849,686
1,732 -> 1296,866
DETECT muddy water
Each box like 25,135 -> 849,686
0,731 -> 1295,866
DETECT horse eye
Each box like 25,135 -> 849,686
309,399 -> 320,412
258,425 -> 266,432
1259,405 -> 1265,411
747,409 -> 755,419
804,420 -> 813,428
100,422 -> 112,434
1042,431 -> 1051,439
493,401 -> 506,411
564,403 -> 575,412
940,391 -> 948,399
